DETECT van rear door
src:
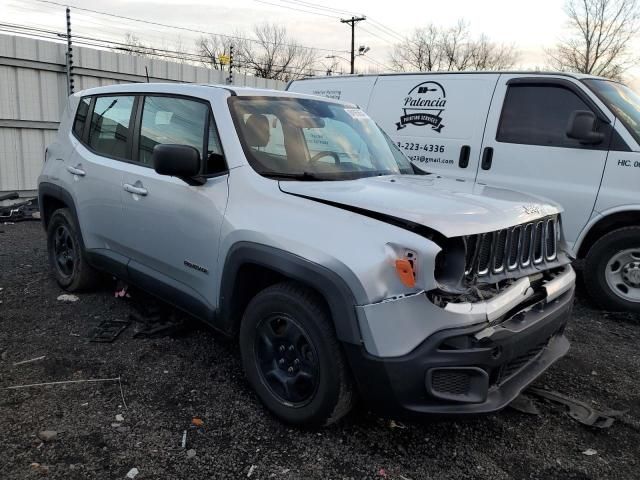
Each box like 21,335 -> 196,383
365,74 -> 499,181
476,75 -> 612,250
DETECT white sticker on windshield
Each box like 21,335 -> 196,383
344,108 -> 369,120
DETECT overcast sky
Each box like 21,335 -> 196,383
3,0 -> 639,86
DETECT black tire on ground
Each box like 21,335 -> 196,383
584,226 -> 640,313
46,208 -> 99,292
239,281 -> 354,426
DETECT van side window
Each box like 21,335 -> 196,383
206,113 -> 226,174
88,96 -> 135,159
72,97 -> 91,139
138,96 -> 208,166
497,85 -> 595,148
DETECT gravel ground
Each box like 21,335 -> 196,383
1,221 -> 639,480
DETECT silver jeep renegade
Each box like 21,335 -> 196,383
39,83 -> 575,426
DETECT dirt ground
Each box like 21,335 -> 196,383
1,221 -> 639,480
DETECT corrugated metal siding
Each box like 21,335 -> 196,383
0,33 -> 286,193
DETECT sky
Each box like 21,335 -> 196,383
2,0 -> 639,87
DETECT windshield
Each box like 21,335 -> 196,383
584,79 -> 640,146
228,96 -> 414,180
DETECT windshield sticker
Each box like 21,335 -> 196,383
344,108 -> 369,120
397,81 -> 447,133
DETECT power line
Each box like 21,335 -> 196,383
31,0 -> 349,54
252,0 -> 340,19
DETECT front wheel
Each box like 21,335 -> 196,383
584,226 -> 640,313
239,282 -> 354,426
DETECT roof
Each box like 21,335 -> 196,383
289,71 -> 609,82
73,82 -> 355,106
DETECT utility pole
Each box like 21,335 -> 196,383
228,44 -> 234,85
65,7 -> 74,95
340,16 -> 366,74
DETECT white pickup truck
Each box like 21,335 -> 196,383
288,72 -> 640,312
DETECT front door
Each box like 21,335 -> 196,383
120,95 -> 229,312
476,76 -> 611,250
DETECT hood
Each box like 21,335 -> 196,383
279,175 -> 562,238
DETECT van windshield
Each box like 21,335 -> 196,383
584,79 -> 640,146
228,96 -> 414,180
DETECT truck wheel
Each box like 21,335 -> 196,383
584,226 -> 640,312
46,208 -> 98,292
239,282 -> 354,426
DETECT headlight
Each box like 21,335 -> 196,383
434,237 -> 467,292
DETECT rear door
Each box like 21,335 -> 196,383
119,94 -> 229,312
476,75 -> 612,248
365,74 -> 499,181
69,94 -> 136,256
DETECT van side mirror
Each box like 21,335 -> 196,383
153,144 -> 204,185
566,110 -> 605,145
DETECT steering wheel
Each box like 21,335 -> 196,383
310,151 -> 340,165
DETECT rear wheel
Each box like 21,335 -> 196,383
46,208 -> 98,291
584,226 -> 640,313
239,282 -> 354,426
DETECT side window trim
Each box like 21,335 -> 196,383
204,109 -> 229,177
71,96 -> 92,143
131,95 -> 144,165
83,94 -> 138,163
496,82 -> 611,151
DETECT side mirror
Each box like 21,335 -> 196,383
566,110 -> 605,145
153,144 -> 203,184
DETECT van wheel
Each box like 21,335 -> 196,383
46,208 -> 98,292
239,282 -> 354,426
584,226 -> 640,313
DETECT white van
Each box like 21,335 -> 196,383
288,72 -> 640,312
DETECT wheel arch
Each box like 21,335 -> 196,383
576,207 -> 640,258
38,183 -> 82,239
217,242 -> 363,345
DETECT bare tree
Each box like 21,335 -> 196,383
548,0 -> 639,80
390,20 -> 518,72
197,34 -> 235,70
236,23 -> 318,81
118,33 -> 155,57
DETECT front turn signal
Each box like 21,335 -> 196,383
395,258 -> 416,288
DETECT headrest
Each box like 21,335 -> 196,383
244,114 -> 270,148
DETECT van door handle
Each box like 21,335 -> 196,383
481,147 -> 494,170
123,183 -> 148,196
459,145 -> 470,168
66,165 -> 86,176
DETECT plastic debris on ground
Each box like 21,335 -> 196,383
582,448 -> 598,456
508,393 -> 541,415
527,387 -> 626,428
90,318 -> 131,343
125,467 -> 139,478
57,294 -> 79,303
247,465 -> 256,477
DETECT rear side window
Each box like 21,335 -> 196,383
72,97 -> 90,138
497,85 -> 594,148
88,96 -> 135,159
138,96 -> 208,165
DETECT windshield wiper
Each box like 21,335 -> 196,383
261,171 -> 325,181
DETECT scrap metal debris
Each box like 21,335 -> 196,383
131,296 -> 185,338
527,387 -> 626,428
0,195 -> 40,222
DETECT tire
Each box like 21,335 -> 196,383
239,281 -> 354,426
584,226 -> 640,312
46,208 -> 99,292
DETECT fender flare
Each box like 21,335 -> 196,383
218,242 -> 364,345
38,182 -> 84,249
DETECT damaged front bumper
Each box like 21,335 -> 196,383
347,265 -> 575,416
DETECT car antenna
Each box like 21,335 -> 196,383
145,66 -> 150,83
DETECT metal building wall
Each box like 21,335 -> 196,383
0,34 -> 286,194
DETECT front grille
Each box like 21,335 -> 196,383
464,216 -> 558,280
431,370 -> 471,395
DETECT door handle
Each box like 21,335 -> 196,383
481,147 -> 494,170
66,165 -> 86,176
123,183 -> 148,196
459,145 -> 470,168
